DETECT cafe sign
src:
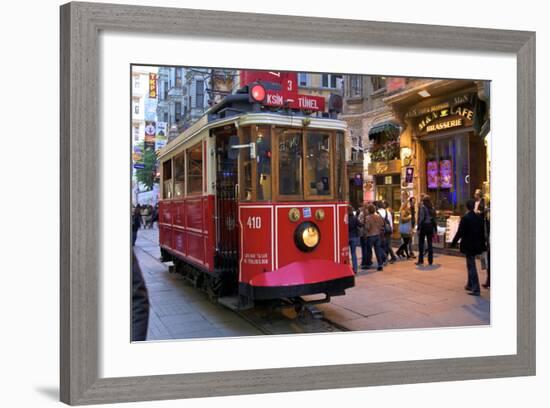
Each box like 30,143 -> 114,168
417,105 -> 474,133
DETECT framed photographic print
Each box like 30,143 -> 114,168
60,2 -> 535,405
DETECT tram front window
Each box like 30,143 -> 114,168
278,131 -> 303,197
306,132 -> 331,196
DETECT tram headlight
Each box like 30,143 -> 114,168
294,222 -> 321,252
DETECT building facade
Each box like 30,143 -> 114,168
340,75 -> 490,244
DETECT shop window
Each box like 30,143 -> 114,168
187,143 -> 203,194
306,132 -> 332,197
256,126 -> 272,201
162,159 -> 172,199
277,130 -> 303,198
173,153 -> 185,197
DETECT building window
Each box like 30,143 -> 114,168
350,75 -> 362,97
133,126 -> 140,141
176,68 -> 183,87
175,102 -> 181,122
164,112 -> 168,122
371,76 -> 386,92
195,79 -> 204,108
134,76 -> 140,89
298,73 -> 308,87
322,74 -> 342,89
163,81 -> 168,99
134,104 -> 139,115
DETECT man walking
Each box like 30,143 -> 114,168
451,199 -> 487,296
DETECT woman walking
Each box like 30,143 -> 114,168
416,195 -> 437,266
396,201 -> 413,259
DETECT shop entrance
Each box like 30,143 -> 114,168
422,131 -> 486,216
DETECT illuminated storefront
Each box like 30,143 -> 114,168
385,80 -> 490,246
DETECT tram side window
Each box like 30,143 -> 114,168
278,131 -> 303,197
162,159 -> 173,199
335,131 -> 346,200
256,126 -> 271,201
239,127 -> 253,201
187,142 -> 203,195
306,132 -> 332,197
173,153 -> 185,198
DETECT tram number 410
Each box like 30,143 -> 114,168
246,216 -> 262,229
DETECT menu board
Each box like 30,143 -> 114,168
440,159 -> 453,189
445,216 -> 461,243
427,161 -> 439,189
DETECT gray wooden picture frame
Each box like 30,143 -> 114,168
60,2 -> 536,405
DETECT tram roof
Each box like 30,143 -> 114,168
157,112 -> 348,160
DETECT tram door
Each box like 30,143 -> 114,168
214,129 -> 239,277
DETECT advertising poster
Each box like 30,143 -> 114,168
401,166 -> 414,189
155,122 -> 168,151
133,145 -> 144,169
427,161 -> 439,189
440,159 -> 453,189
144,121 -> 156,151
148,73 -> 157,98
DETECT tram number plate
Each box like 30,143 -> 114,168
246,216 -> 262,229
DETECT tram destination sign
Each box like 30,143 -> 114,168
263,89 -> 325,112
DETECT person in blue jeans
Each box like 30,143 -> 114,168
361,204 -> 385,271
348,206 -> 361,274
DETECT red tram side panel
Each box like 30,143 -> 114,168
159,195 -> 215,271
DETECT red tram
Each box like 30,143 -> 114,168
157,72 -> 354,309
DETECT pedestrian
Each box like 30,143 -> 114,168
358,203 -> 371,268
132,205 -> 142,246
363,204 -> 385,271
132,250 -> 150,341
451,199 -> 487,296
408,196 -> 417,258
482,207 -> 491,289
377,201 -> 397,264
396,201 -> 413,259
348,205 -> 361,274
140,204 -> 149,228
152,203 -> 159,228
145,204 -> 153,229
416,195 -> 437,266
474,188 -> 486,216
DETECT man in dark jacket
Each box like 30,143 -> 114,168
451,199 -> 487,296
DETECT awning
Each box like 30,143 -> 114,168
368,121 -> 400,140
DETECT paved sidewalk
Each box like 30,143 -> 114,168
314,251 -> 490,331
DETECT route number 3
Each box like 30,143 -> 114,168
246,216 -> 262,229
